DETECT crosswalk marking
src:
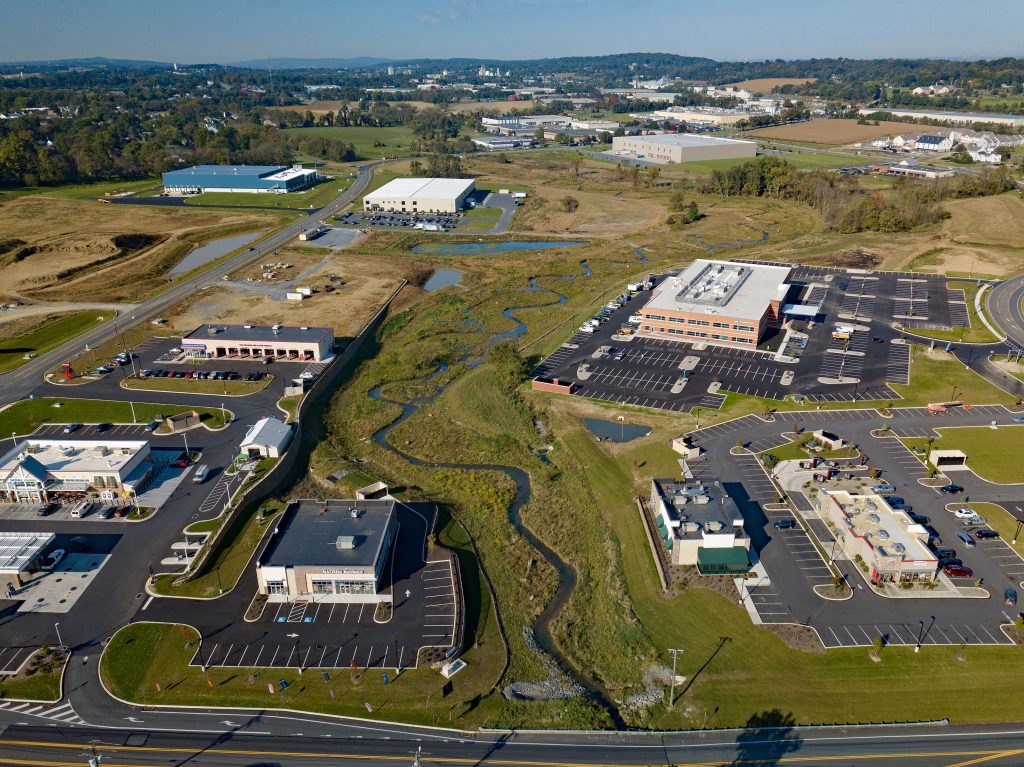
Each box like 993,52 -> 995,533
0,699 -> 85,724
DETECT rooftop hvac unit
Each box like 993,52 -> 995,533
893,543 -> 906,553
349,508 -> 361,519
867,513 -> 881,523
865,500 -> 878,512
681,521 -> 700,534
878,529 -> 891,539
336,535 -> 356,550
705,521 -> 724,532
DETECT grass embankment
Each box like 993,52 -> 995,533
0,310 -> 107,373
909,280 -> 999,344
901,425 -> 1024,484
0,397 -> 229,436
101,615 -> 503,726
184,176 -> 354,210
0,656 -> 62,702
284,126 -> 421,159
675,151 -> 862,175
0,178 -> 160,203
464,207 -> 503,220
151,501 -> 284,598
969,503 -> 1024,557
122,375 -> 273,397
277,394 -> 301,423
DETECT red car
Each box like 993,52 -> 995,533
943,564 -> 974,578
171,459 -> 189,468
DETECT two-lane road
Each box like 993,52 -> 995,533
0,162 -> 380,407
987,273 -> 1024,348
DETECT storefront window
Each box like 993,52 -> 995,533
311,579 -> 333,595
266,581 -> 285,595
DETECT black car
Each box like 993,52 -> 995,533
976,529 -> 1001,540
96,422 -> 112,432
909,513 -> 930,525
932,546 -> 956,559
938,557 -> 963,568
939,484 -> 964,494
773,519 -> 796,530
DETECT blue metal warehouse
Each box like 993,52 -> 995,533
162,164 -> 319,195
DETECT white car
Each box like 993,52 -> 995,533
953,508 -> 978,519
578,325 -> 595,334
628,315 -> 643,325
42,549 -> 65,571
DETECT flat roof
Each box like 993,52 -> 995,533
824,490 -> 936,564
182,323 -> 333,345
0,532 -> 55,574
653,478 -> 745,541
164,165 -> 288,178
619,133 -> 756,148
262,499 -> 395,569
364,177 -> 475,201
0,439 -> 148,477
644,259 -> 791,321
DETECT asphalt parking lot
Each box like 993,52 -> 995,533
184,504 -> 458,671
533,263 -> 961,414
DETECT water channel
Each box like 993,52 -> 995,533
367,277 -> 623,726
169,230 -> 265,277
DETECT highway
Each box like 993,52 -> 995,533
0,162 -> 378,408
2,719 -> 1024,766
987,273 -> 1024,349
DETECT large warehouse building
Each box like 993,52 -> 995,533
612,133 -> 757,164
256,499 -> 398,603
639,260 -> 792,348
363,177 -> 475,213
180,324 -> 335,362
162,164 -> 319,195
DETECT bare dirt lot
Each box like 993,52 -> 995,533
748,119 -> 917,145
166,253 -> 403,340
0,196 -> 291,301
722,78 -> 816,92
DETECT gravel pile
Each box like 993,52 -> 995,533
502,627 -> 586,702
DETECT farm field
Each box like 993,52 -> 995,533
723,77 -> 816,91
0,195 -> 294,302
0,177 -> 160,203
284,126 -> 420,159
748,119 -> 918,145
678,150 -> 864,174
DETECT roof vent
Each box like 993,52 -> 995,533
349,507 -> 361,519
877,529 -> 890,540
336,535 -> 356,550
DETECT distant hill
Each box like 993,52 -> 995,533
0,56 -> 173,70
228,57 -> 393,70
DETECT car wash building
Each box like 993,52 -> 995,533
256,499 -> 398,603
180,324 -> 335,362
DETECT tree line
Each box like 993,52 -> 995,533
694,156 -> 1018,233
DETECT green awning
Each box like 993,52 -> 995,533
697,546 -> 750,574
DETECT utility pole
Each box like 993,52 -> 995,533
667,647 -> 685,709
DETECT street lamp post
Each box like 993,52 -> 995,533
10,431 -> 16,449
183,431 -> 190,458
1014,509 -> 1023,545
54,622 -> 65,654
667,647 -> 685,709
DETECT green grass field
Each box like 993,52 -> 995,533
464,206 -> 503,219
0,178 -> 160,203
122,375 -> 273,397
0,653 -> 62,702
183,176 -> 353,210
0,310 -> 107,373
0,398 -> 230,436
283,126 -> 420,160
676,151 -> 866,175
902,425 -> 1024,484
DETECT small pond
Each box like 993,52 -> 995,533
410,240 -> 587,256
582,417 -> 652,443
169,231 -> 264,277
422,269 -> 464,292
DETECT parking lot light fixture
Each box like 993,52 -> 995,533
1013,509 -> 1023,544
54,622 -> 65,654
183,432 -> 190,458
10,431 -> 15,448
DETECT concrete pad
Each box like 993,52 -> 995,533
576,364 -> 592,381
15,553 -> 108,614
780,370 -> 794,386
679,355 -> 700,372
707,381 -> 721,394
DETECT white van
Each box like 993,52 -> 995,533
192,465 -> 210,484
70,500 -> 92,518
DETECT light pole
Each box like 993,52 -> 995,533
128,398 -> 137,424
54,621 -> 65,654
221,402 -> 227,426
667,647 -> 685,709
10,431 -> 16,449
1014,508 -> 1023,545
183,431 -> 190,458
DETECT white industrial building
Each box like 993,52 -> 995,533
612,133 -> 757,164
363,177 -> 475,214
0,439 -> 155,504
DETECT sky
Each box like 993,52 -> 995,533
1,0 -> 1022,64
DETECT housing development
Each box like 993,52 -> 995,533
1,17 -> 1024,766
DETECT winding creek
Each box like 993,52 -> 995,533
367,276 -> 625,726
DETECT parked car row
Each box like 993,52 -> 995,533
140,368 -> 262,382
34,499 -> 128,519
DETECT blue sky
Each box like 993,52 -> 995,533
1,0 -> 1022,63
